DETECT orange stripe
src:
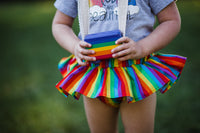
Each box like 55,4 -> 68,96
138,76 -> 153,96
89,49 -> 112,57
56,67 -> 80,89
102,69 -> 108,96
82,69 -> 98,96
118,61 -> 123,68
65,71 -> 86,92
115,67 -> 130,96
163,59 -> 185,67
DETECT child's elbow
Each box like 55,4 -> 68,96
177,16 -> 181,33
173,14 -> 181,35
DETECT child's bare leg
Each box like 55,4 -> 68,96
83,96 -> 119,133
120,93 -> 157,133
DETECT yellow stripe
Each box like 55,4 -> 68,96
68,67 -> 92,94
114,59 -> 118,67
70,62 -> 78,70
132,65 -> 156,92
149,59 -> 160,64
90,44 -> 120,52
68,81 -> 81,94
122,68 -> 133,97
87,67 -> 100,97
106,68 -> 111,97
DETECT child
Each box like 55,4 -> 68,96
52,0 -> 186,132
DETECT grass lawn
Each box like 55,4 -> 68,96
0,1 -> 200,133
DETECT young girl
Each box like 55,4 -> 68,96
52,0 -> 186,132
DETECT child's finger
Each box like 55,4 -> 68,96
118,54 -> 132,61
79,41 -> 92,48
115,37 -> 130,44
112,49 -> 130,58
82,55 -> 96,62
111,43 -> 129,53
79,48 -> 95,55
76,58 -> 87,66
77,53 -> 96,62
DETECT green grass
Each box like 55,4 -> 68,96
0,1 -> 200,133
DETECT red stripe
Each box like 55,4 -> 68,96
58,67 -> 87,91
56,66 -> 79,88
138,76 -> 152,97
154,69 -> 170,83
149,60 -> 175,77
96,54 -> 113,60
60,66 -> 67,76
156,55 -> 186,62
60,58 -> 77,76
98,69 -> 107,96
122,61 -> 126,67
114,67 -> 130,96
79,68 -> 98,95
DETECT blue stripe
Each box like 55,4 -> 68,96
91,68 -> 103,98
112,69 -> 119,98
141,65 -> 162,88
84,30 -> 122,44
129,0 -> 136,5
127,67 -> 143,100
95,69 -> 105,97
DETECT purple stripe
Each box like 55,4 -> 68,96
147,67 -> 166,86
94,69 -> 105,97
75,68 -> 95,92
147,62 -> 176,80
60,67 -> 86,88
118,81 -> 122,97
114,68 -> 122,97
133,69 -> 145,98
176,55 -> 187,60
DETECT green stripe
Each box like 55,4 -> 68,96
135,65 -> 158,89
110,68 -> 115,98
86,41 -> 116,49
126,68 -> 138,100
91,68 -> 103,98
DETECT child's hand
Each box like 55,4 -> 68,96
74,41 -> 96,66
111,37 -> 144,61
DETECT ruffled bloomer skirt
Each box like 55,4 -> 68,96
56,53 -> 186,107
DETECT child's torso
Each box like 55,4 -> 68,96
77,0 -> 155,41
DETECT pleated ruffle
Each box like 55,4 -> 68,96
56,53 -> 186,105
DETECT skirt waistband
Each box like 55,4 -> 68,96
86,54 -> 152,68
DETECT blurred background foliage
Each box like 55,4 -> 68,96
0,0 -> 200,133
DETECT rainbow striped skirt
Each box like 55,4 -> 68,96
56,53 -> 186,107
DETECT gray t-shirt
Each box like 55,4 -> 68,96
54,0 -> 174,41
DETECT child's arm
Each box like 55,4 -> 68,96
112,2 -> 181,61
52,10 -> 96,65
